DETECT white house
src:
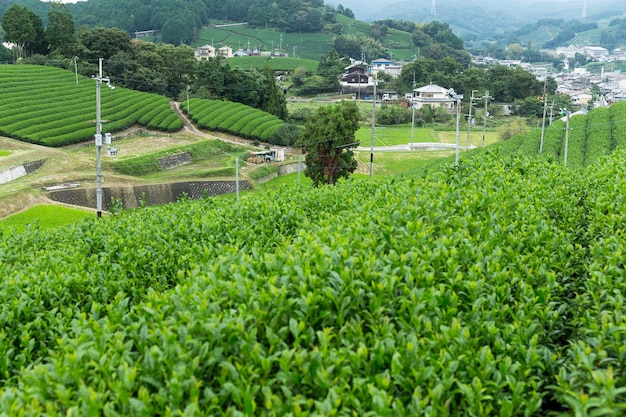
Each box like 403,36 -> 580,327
194,45 -> 216,61
369,58 -> 403,79
411,84 -> 455,111
570,92 -> 593,106
584,46 -> 609,59
218,46 -> 234,58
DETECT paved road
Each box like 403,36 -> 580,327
357,142 -> 476,152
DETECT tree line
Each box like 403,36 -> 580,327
0,0 -> 340,46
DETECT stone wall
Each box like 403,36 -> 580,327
159,152 -> 192,170
0,159 -> 46,185
49,180 -> 250,211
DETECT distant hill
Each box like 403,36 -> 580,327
325,0 -> 625,41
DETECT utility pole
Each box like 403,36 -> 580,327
92,58 -> 114,218
186,85 -> 190,115
562,109 -> 571,166
466,90 -> 477,151
410,71 -> 416,149
549,99 -> 555,125
481,90 -> 492,147
448,89 -> 463,165
74,56 -> 79,86
370,75 -> 378,178
539,80 -> 548,153
235,157 -> 239,202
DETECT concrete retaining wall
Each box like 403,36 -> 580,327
0,159 -> 46,185
159,152 -> 192,170
256,162 -> 305,183
49,180 -> 250,211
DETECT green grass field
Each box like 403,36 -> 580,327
194,16 -> 416,62
0,150 -> 10,157
0,204 -> 92,233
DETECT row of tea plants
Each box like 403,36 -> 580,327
0,65 -> 182,146
1,151 -> 626,414
497,101 -> 626,168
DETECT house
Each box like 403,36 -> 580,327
194,44 -> 216,61
570,92 -> 593,106
218,46 -> 234,58
340,64 -> 373,96
410,84 -> 455,111
369,58 -> 403,79
584,46 -> 609,59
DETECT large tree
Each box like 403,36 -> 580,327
46,2 -> 76,57
1,4 -> 46,58
298,101 -> 360,186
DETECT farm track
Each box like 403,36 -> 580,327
170,101 -> 263,149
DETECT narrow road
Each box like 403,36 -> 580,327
170,101 -> 263,149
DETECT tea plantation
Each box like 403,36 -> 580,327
2,147 -> 626,414
0,65 -> 182,146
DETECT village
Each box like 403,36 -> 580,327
193,42 -> 626,112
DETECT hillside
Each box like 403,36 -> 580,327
2,148 -> 626,413
491,101 -> 626,168
0,65 -> 183,146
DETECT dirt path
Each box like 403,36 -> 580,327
170,101 -> 262,149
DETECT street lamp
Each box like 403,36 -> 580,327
448,88 -> 463,165
92,58 -> 114,218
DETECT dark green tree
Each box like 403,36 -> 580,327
79,27 -> 132,60
46,2 -> 76,57
195,56 -> 229,99
260,64 -> 288,120
1,4 -> 46,58
298,101 -> 360,186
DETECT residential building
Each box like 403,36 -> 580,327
369,58 -> 403,79
194,44 -> 216,61
584,46 -> 609,59
411,84 -> 455,111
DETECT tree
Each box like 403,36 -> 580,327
298,101 -> 360,186
260,64 -> 288,120
79,27 -> 132,60
46,2 -> 76,57
1,4 -> 46,58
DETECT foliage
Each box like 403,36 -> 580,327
0,65 -> 181,146
1,4 -> 46,58
110,139 -> 245,176
194,57 -> 287,114
376,104 -> 412,125
183,98 -> 285,145
267,123 -> 301,146
45,2 -> 76,57
492,101 -> 626,169
297,100 -> 360,186
486,65 -> 546,103
0,204 -> 90,232
5,150 -> 626,413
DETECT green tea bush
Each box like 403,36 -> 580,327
5,151 -> 626,414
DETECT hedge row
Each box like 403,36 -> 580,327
183,98 -> 286,144
0,64 -> 183,146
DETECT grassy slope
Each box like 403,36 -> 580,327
195,15 -> 417,63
